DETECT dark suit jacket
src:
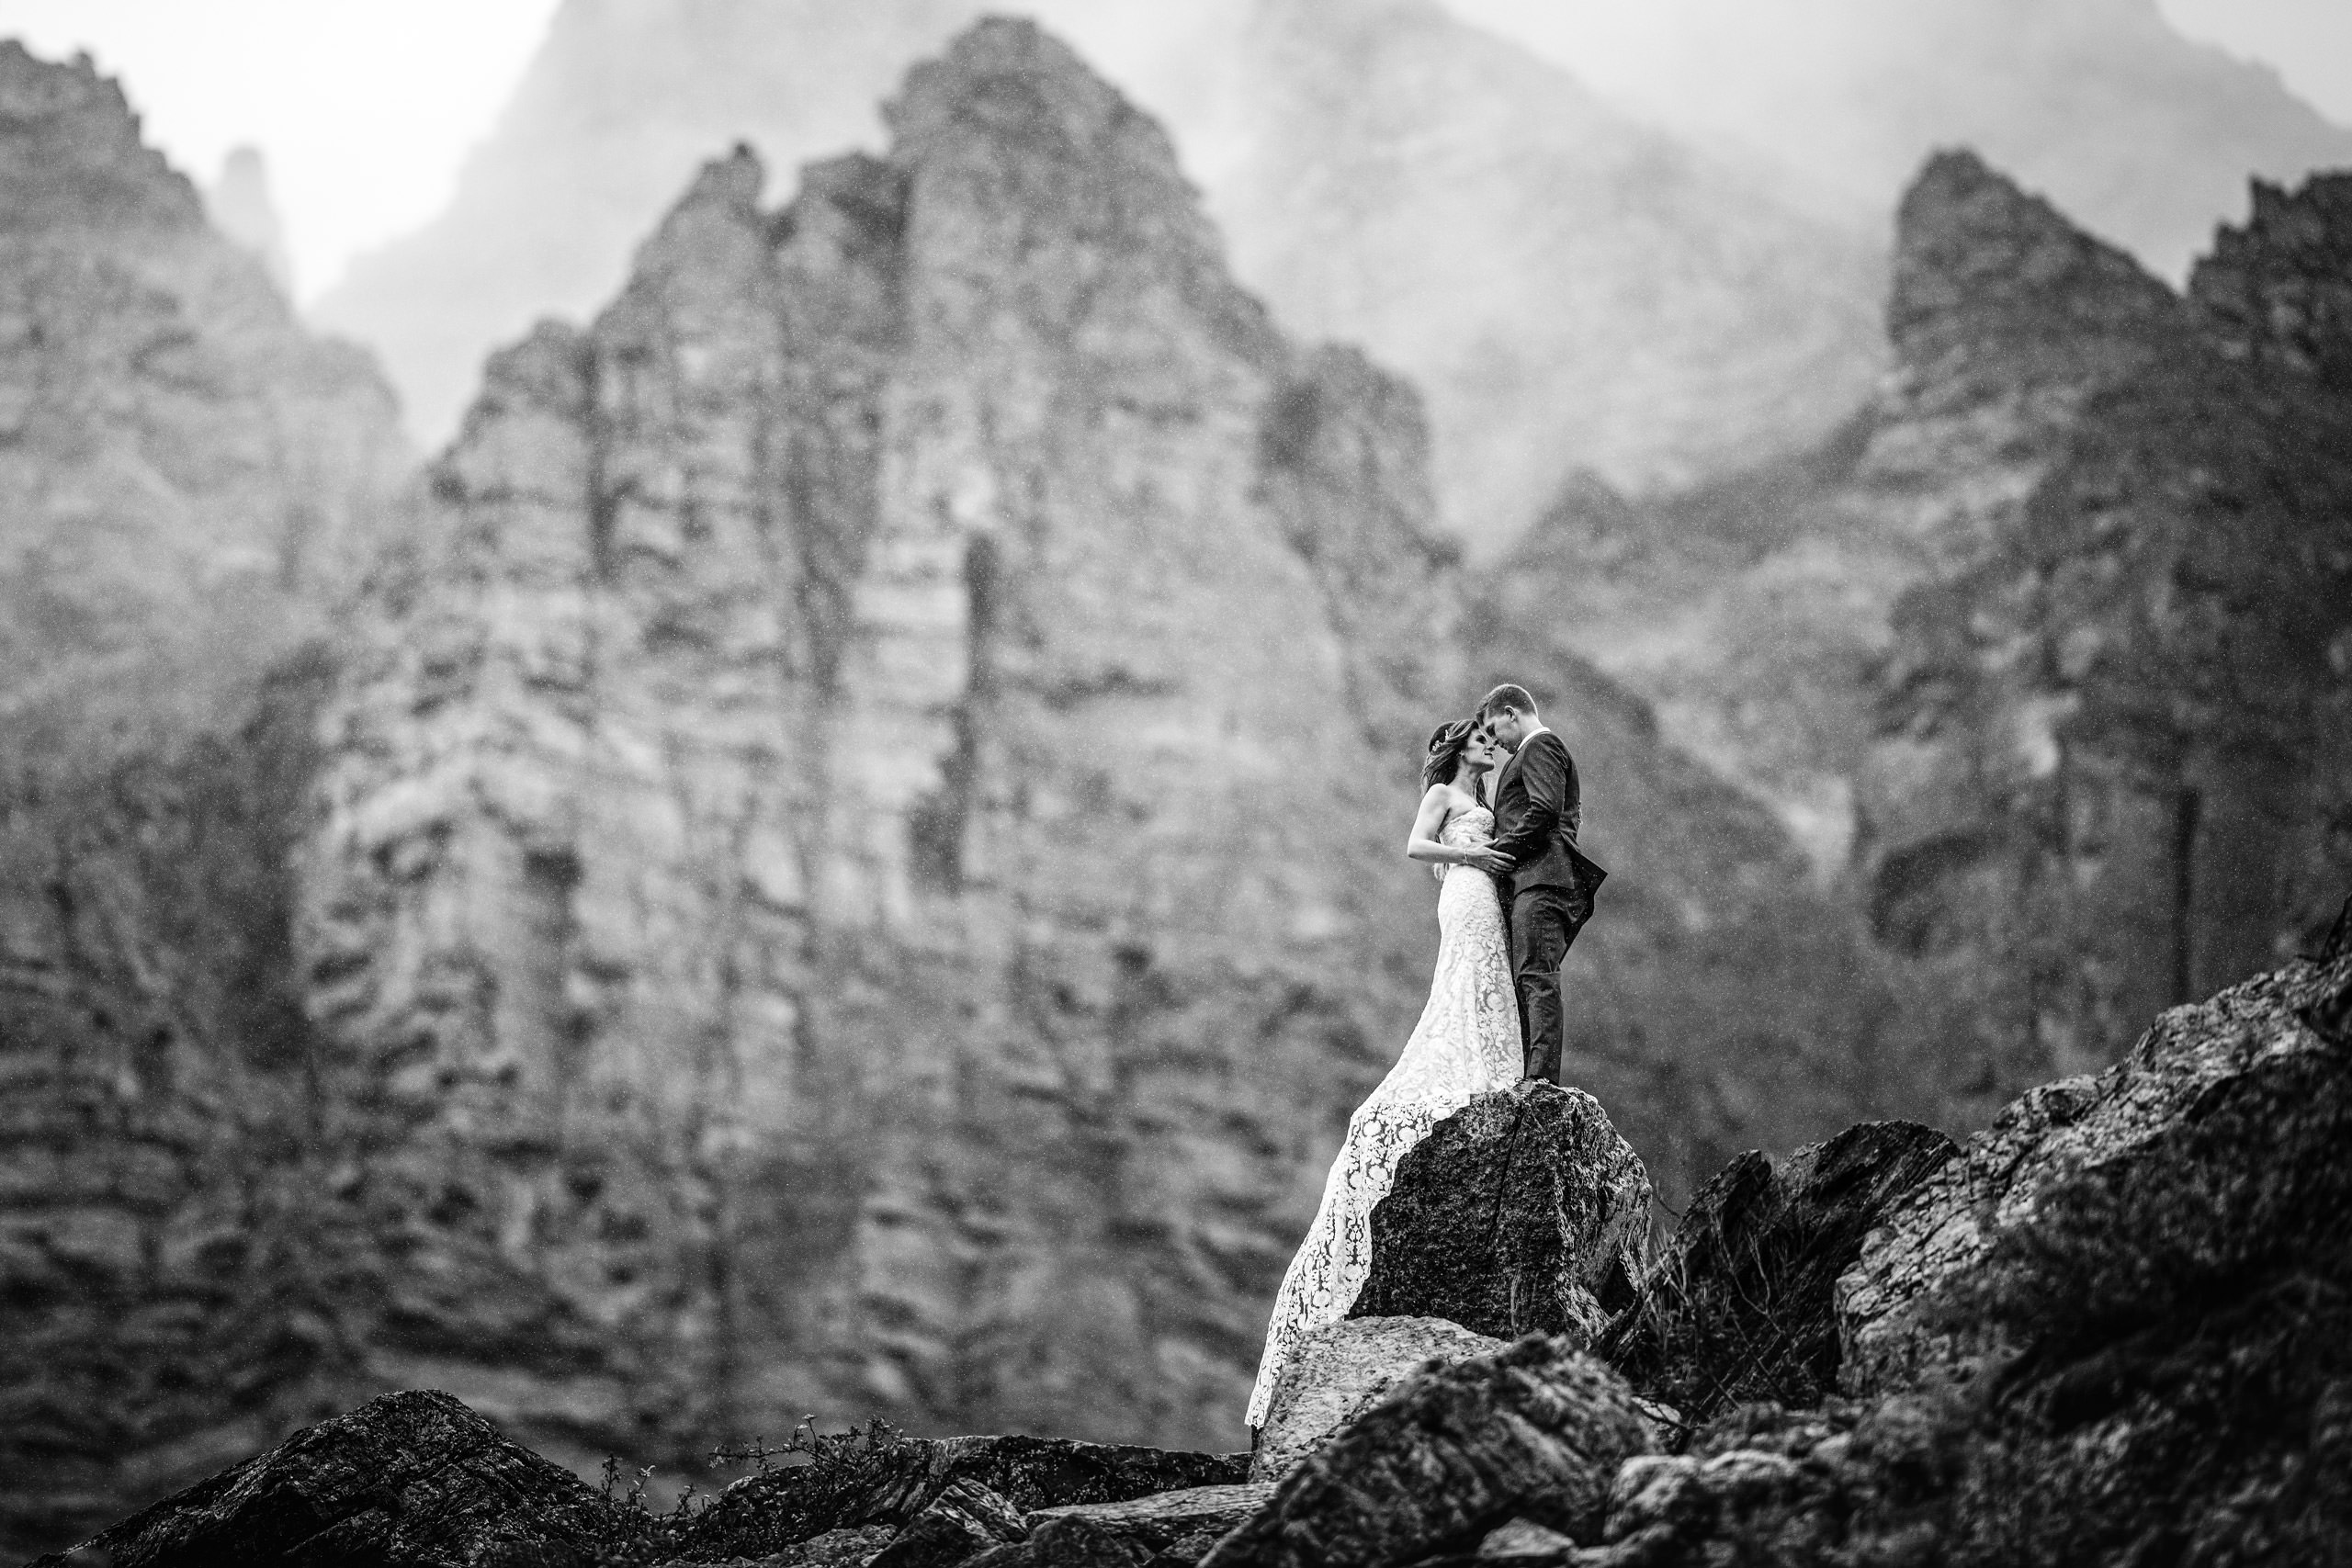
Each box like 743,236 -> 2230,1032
1489,729 -> 1608,906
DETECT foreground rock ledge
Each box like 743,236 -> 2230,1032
29,1389 -> 612,1568
1202,1336 -> 1651,1568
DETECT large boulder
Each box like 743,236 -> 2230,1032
1249,1316 -> 1504,1483
1828,946 -> 2352,1564
1350,1087 -> 1652,1343
1198,1336 -> 1652,1568
1600,1122 -> 1954,1420
28,1390 -> 615,1568
1838,950 -> 2352,1395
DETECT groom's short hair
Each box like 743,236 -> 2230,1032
1480,682 -> 1538,719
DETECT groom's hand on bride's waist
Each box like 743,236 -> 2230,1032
1463,846 -> 1513,874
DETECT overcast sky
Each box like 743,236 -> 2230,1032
1,0 -> 2346,303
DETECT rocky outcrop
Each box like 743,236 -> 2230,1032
2192,170 -> 2352,393
1247,1317 -> 1503,1483
1838,941 -> 2352,1400
27,1390 -> 616,1568
1599,1122 -> 1954,1422
0,42 -> 409,1563
1575,942 -> 2352,1566
1351,1087 -> 1650,1343
1495,152 -> 2352,1133
1857,153 -> 2352,1122
202,145 -> 295,298
1199,1337 -> 1653,1568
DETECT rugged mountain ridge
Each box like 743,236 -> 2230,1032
288,12 -> 1879,1494
1503,152 -> 2352,1126
312,0 -> 1885,550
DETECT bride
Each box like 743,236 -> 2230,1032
1245,716 -> 1523,1429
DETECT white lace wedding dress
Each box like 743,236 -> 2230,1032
1244,804 -> 1523,1429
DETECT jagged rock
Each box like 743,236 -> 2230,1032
202,144 -> 295,296
27,1390 -> 614,1568
1836,950 -> 2352,1564
868,1479 -> 1029,1568
1350,1087 -> 1650,1343
1600,1122 -> 1954,1420
2191,170 -> 2352,393
1249,1316 -> 1504,1483
681,1433 -> 1247,1562
1839,952 -> 2352,1395
1198,1337 -> 1652,1568
1023,1483 -> 1276,1564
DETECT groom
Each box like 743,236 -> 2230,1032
1470,683 -> 1606,1087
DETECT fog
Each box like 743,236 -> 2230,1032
0,0 -> 2342,300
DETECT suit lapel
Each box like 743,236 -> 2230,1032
1498,744 -> 1525,817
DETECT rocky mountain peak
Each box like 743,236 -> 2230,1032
882,16 -> 1278,369
2190,170 -> 2352,395
201,144 -> 294,296
0,39 -> 202,235
296,13 -> 1459,1464
1890,148 -> 2183,372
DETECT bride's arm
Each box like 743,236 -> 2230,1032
1406,785 -> 1472,866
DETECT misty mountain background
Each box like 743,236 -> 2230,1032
2,1 -> 2348,1561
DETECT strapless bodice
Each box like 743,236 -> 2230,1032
1440,806 -> 1495,849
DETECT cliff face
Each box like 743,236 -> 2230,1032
1858,153 -> 2352,1120
297,18 -> 1462,1466
311,0 -> 1883,550
1502,152 -> 2352,1128
0,43 -> 411,1562
288,17 -> 1878,1483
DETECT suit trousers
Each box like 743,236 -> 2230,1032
1510,884 -> 1583,1084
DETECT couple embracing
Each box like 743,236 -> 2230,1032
1244,682 -> 1606,1430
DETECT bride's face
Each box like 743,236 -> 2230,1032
1461,728 -> 1500,773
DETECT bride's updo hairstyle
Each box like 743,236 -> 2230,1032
1421,717 -> 1478,794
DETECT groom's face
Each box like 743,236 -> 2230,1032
1486,709 -> 1528,750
